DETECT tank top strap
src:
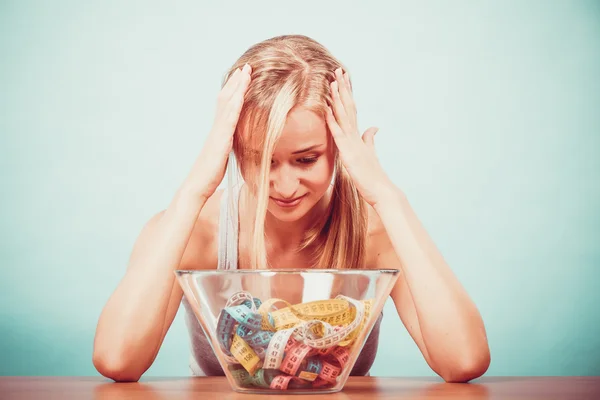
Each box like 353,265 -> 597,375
217,182 -> 242,270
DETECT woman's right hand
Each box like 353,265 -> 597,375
192,63 -> 252,201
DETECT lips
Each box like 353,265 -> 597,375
271,194 -> 306,208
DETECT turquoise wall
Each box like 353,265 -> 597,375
1,0 -> 598,377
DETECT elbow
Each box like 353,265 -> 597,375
92,348 -> 143,383
440,348 -> 491,383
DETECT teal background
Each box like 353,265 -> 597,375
1,0 -> 599,377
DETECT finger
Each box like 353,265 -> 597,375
242,63 -> 252,75
219,68 -> 242,102
225,91 -> 245,128
325,105 -> 345,141
225,78 -> 252,125
344,72 -> 352,93
224,76 -> 253,125
223,65 -> 252,124
330,80 -> 351,133
361,127 -> 379,150
235,64 -> 252,96
237,63 -> 252,90
335,68 -> 356,119
222,64 -> 251,103
231,64 -> 253,98
343,72 -> 357,127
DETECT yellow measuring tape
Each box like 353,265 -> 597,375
216,291 -> 374,390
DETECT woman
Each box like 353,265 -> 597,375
92,34 -> 491,383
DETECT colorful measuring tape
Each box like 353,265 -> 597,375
215,290 -> 374,390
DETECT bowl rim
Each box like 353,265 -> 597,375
174,268 -> 399,276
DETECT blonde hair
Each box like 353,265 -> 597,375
222,35 -> 368,271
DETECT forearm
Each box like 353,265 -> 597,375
94,174 -> 208,378
374,188 -> 490,378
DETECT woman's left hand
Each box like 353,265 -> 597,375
326,67 -> 396,207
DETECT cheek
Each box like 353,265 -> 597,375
304,159 -> 334,189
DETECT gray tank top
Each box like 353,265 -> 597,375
181,183 -> 383,376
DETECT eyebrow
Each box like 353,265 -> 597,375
291,144 -> 324,155
245,144 -> 325,157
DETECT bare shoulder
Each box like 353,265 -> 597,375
143,189 -> 224,271
179,189 -> 224,270
365,203 -> 393,268
366,203 -> 386,238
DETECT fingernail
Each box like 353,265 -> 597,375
243,63 -> 251,73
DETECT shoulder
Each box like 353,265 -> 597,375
365,203 -> 394,269
366,203 -> 386,238
186,188 -> 225,270
154,189 -> 225,271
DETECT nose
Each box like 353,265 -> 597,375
271,163 -> 299,199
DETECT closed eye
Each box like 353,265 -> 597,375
298,156 -> 319,164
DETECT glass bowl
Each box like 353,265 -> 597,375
174,268 -> 399,394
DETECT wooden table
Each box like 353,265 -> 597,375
0,376 -> 598,399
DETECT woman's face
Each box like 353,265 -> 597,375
244,106 -> 335,223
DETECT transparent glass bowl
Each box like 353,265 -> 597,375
175,268 -> 399,394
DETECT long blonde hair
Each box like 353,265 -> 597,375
222,35 -> 368,271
